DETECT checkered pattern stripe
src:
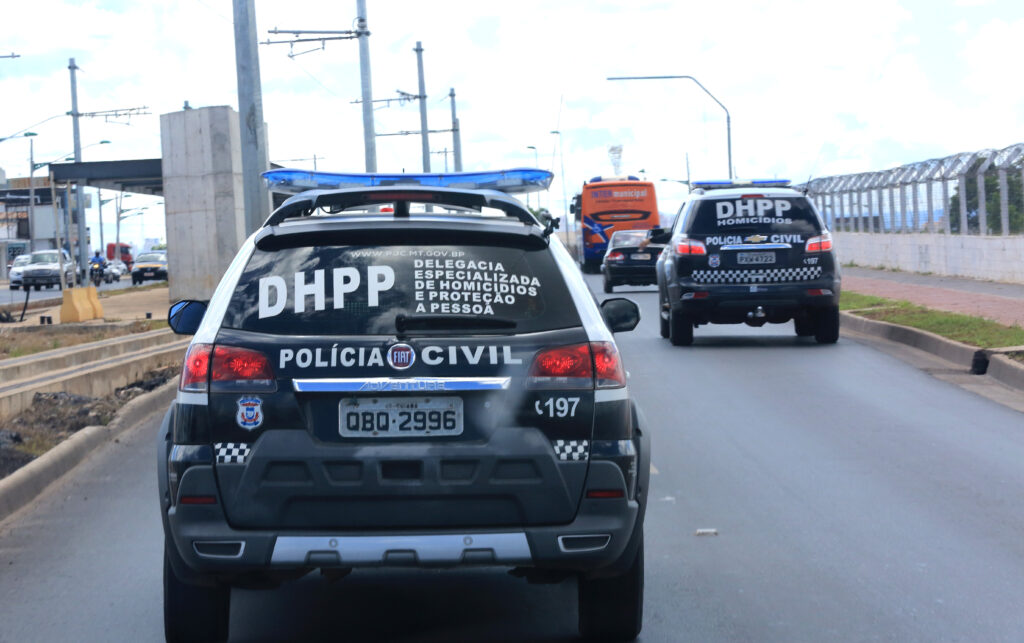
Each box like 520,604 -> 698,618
553,440 -> 589,462
692,266 -> 823,284
214,443 -> 251,464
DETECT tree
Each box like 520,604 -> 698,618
948,159 -> 1023,234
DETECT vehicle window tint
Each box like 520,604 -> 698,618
222,244 -> 582,335
686,197 -> 822,236
31,252 -> 58,264
610,231 -> 647,247
137,253 -> 165,262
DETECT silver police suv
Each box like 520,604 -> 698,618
159,184 -> 650,641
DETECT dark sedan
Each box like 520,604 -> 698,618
601,230 -> 663,293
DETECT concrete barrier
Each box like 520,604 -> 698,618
85,285 -> 103,318
59,288 -> 94,322
0,328 -> 177,383
0,339 -> 188,421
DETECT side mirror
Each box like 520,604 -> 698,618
648,228 -> 670,244
168,300 -> 207,335
600,297 -> 640,333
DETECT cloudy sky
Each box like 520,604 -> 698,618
2,0 -> 1022,250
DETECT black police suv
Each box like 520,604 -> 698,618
654,180 -> 841,346
159,185 -> 650,642
600,229 -> 664,293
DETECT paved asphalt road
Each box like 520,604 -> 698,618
1,277 -> 136,308
2,275 -> 1024,641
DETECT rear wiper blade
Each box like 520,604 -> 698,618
395,314 -> 517,333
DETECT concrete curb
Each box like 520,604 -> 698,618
0,379 -> 177,524
840,311 -> 1024,392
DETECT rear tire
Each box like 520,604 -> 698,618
794,316 -> 815,337
164,543 -> 230,643
578,535 -> 644,641
658,291 -> 670,339
669,308 -> 693,346
603,275 -> 614,293
814,306 -> 840,344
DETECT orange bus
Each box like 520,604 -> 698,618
569,176 -> 659,272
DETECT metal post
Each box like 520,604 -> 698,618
69,57 -> 88,281
414,41 -> 430,172
97,188 -> 104,256
233,0 -> 271,234
449,88 -> 462,172
28,138 -> 35,251
998,169 -> 1009,236
50,173 -> 66,290
356,0 -> 377,172
115,194 -> 121,266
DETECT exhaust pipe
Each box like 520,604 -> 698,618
746,306 -> 766,320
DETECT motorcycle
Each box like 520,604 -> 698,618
89,261 -> 105,287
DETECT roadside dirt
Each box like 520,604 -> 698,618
0,319 -> 167,360
0,365 -> 179,480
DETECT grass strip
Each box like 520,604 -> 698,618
841,290 -> 1024,349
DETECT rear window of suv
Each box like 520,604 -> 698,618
221,244 -> 581,335
686,196 -> 823,237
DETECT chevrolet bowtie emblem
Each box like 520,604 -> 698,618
745,234 -> 768,243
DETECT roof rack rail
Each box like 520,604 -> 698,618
260,185 -> 542,230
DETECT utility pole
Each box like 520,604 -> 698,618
414,42 -> 431,172
431,148 -> 450,172
28,136 -> 36,251
97,188 -> 104,255
449,88 -> 463,171
233,0 -> 271,234
69,58 -> 88,280
356,0 -> 377,172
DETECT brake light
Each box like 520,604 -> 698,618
586,489 -> 625,499
179,495 -> 217,505
590,341 -> 626,388
211,345 -> 276,391
528,343 -> 593,389
605,251 -> 625,262
180,343 -> 212,392
739,194 -> 765,199
805,232 -> 833,253
675,238 -> 707,256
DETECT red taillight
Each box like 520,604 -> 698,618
675,238 -> 707,256
180,343 -> 212,391
739,194 -> 765,199
211,345 -> 276,391
805,232 -> 833,253
529,344 -> 593,388
605,251 -> 625,261
591,341 -> 626,389
586,489 -> 625,499
527,342 -> 626,390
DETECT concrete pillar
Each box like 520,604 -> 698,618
865,189 -> 875,233
888,186 -> 896,233
161,106 -> 248,301
941,179 -> 951,235
998,169 -> 1010,236
925,180 -> 935,233
976,172 -> 988,235
837,192 -> 846,232
853,191 -> 862,232
958,175 -> 969,235
898,184 -> 907,232
911,182 -> 920,231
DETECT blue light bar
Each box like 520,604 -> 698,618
691,179 -> 792,190
263,168 -> 554,195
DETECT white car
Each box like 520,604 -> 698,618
20,249 -> 78,290
106,260 -> 128,282
8,254 -> 31,290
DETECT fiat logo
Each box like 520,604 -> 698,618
386,343 -> 416,370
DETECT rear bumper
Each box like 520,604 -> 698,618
668,276 -> 841,322
603,264 -> 657,284
165,457 -> 640,578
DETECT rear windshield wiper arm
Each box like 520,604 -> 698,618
395,314 -> 518,333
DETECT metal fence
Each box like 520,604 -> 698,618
800,143 -> 1024,236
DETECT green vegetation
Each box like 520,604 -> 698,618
842,290 -> 1024,349
948,159 -> 1023,235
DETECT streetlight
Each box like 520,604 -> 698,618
550,130 -> 569,242
526,145 -> 539,209
607,75 -> 732,179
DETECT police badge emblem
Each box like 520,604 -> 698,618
236,397 -> 264,430
708,254 -> 721,268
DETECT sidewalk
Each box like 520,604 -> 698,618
843,267 -> 1024,327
